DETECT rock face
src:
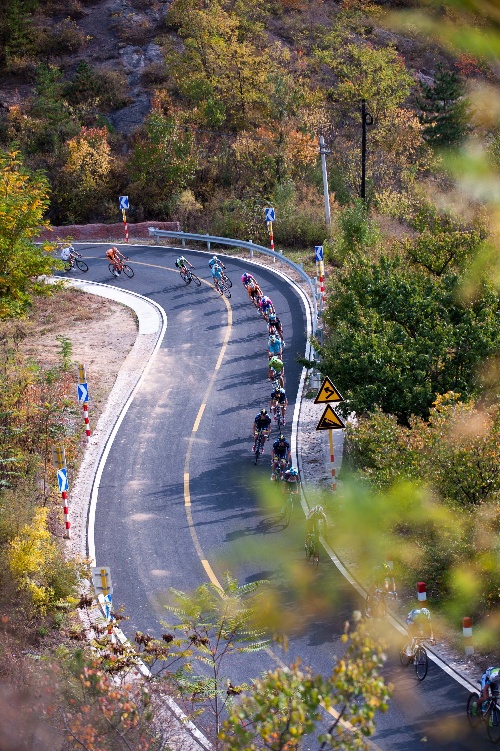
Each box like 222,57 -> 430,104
38,220 -> 181,242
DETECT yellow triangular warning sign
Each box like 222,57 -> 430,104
316,404 -> 345,431
314,376 -> 344,404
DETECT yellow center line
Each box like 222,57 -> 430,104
126,259 -> 385,749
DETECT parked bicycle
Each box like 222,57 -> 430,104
180,267 -> 202,286
467,688 -> 500,743
399,636 -> 435,681
108,259 -> 134,278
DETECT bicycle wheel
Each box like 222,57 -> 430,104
466,692 -> 482,730
75,258 -> 88,272
399,645 -> 412,668
276,411 -> 283,432
487,701 -> 500,743
109,263 -> 120,276
414,647 -> 428,680
222,274 -> 232,288
180,269 -> 191,284
221,281 -> 231,298
282,494 -> 292,526
121,264 -> 134,278
254,437 -> 261,465
190,273 -> 202,287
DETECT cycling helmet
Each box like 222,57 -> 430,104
261,409 -> 267,415
268,313 -> 277,321
288,467 -> 298,475
242,273 -> 252,283
261,296 -> 271,305
212,255 -> 218,261
420,608 -> 431,618
269,335 -> 277,343
279,434 -> 285,441
279,388 -> 286,394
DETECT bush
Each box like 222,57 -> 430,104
35,18 -> 90,56
326,199 -> 379,265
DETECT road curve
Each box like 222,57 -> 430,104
64,243 -> 484,751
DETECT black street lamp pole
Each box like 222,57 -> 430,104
361,99 -> 373,201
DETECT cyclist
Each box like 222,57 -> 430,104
175,255 -> 194,275
271,434 -> 291,477
259,295 -> 275,320
472,667 -> 500,716
106,246 -> 127,276
208,255 -> 225,270
268,333 -> 282,359
282,465 -> 300,494
242,273 -> 263,306
268,312 -> 284,341
405,608 -> 434,653
59,244 -> 73,261
252,409 -> 272,453
211,262 -> 224,289
365,563 -> 396,618
268,355 -> 284,386
305,504 -> 327,543
270,385 -> 288,424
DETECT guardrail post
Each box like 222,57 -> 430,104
249,240 -> 253,259
182,237 -> 185,247
207,240 -> 211,251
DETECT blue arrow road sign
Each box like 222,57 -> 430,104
315,245 -> 324,262
77,382 -> 89,404
57,468 -> 69,493
119,195 -> 129,210
265,207 -> 275,222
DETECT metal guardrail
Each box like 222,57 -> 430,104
147,228 -> 319,328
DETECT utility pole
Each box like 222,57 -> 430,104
361,100 -> 373,201
319,136 -> 331,227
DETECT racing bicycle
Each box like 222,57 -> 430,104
63,249 -> 88,273
109,260 -> 134,278
253,429 -> 267,465
364,585 -> 397,619
399,636 -> 435,681
180,267 -> 202,286
221,270 -> 232,288
467,688 -> 500,743
280,477 -> 299,527
214,278 -> 231,299
305,527 -> 320,567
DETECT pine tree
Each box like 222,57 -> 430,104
417,64 -> 468,147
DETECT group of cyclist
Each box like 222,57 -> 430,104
59,244 -> 128,276
243,271 -> 300,495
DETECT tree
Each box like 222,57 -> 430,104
417,64 -> 469,148
220,620 -> 391,751
315,256 -> 500,424
127,98 -> 197,217
166,573 -> 270,736
0,149 -> 56,319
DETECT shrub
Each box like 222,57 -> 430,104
326,199 -> 379,264
35,18 -> 90,56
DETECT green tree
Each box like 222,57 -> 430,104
315,256 -> 500,423
127,100 -> 197,217
0,149 -> 56,319
166,573 -> 270,735
417,65 -> 469,148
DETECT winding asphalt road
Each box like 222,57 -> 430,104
65,244 -> 485,750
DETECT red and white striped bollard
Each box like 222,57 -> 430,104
462,617 -> 474,655
417,581 -> 427,601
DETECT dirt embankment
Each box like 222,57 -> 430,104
38,220 -> 181,244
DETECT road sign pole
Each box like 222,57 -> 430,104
328,429 -> 336,492
52,446 -> 70,539
122,208 -> 129,243
78,364 -> 91,442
